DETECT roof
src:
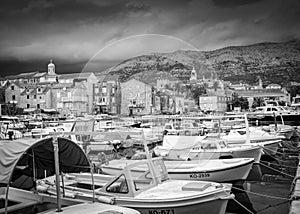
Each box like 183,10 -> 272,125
58,72 -> 93,80
20,86 -> 51,95
52,83 -> 74,89
0,137 -> 90,186
121,77 -> 152,87
236,89 -> 286,97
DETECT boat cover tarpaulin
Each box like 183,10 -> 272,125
0,137 -> 90,186
162,135 -> 205,150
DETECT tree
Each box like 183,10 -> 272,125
1,103 -> 23,116
252,97 -> 265,109
232,93 -> 249,110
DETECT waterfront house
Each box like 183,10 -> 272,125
120,78 -> 154,116
52,81 -> 88,116
94,75 -> 121,115
58,72 -> 98,114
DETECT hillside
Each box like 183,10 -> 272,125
102,39 -> 300,87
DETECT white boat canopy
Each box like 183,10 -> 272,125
0,137 -> 90,187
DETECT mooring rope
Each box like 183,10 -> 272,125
231,197 -> 255,214
229,185 -> 291,201
260,160 -> 298,169
259,162 -> 294,178
256,200 -> 289,213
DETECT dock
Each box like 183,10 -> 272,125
289,154 -> 300,214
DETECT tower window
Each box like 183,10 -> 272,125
11,86 -> 14,90
27,95 -> 30,99
12,95 -> 16,100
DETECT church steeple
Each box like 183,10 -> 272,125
48,59 -> 56,75
190,66 -> 197,82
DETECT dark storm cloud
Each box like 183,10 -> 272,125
0,0 -> 300,77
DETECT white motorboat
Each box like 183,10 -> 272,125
39,157 -> 234,214
154,135 -> 263,163
31,125 -> 65,138
261,124 -> 295,140
222,127 -> 282,155
222,127 -> 284,144
100,157 -> 254,183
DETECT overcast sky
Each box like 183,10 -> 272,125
1,0 -> 300,77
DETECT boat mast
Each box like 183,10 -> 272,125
53,136 -> 62,212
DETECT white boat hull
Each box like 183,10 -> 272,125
156,146 -> 262,163
101,158 -> 254,183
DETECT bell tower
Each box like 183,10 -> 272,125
48,59 -> 56,75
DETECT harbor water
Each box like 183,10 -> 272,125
227,137 -> 299,214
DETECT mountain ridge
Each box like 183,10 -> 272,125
101,39 -> 300,87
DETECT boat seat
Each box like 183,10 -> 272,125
182,182 -> 212,192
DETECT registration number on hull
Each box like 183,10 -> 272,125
148,209 -> 175,214
189,173 -> 210,178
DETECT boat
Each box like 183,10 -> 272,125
222,127 -> 284,144
100,157 -> 254,183
31,124 -> 65,138
261,124 -> 295,140
248,105 -> 300,126
38,157 -> 233,214
38,202 -> 139,214
153,135 -> 263,163
221,127 -> 282,155
0,137 -> 139,214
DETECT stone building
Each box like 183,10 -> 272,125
120,78 -> 154,116
58,72 -> 98,114
19,84 -> 52,110
5,82 -> 22,105
52,81 -> 88,116
94,75 -> 121,114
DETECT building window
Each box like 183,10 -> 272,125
40,96 -> 42,99
102,87 -> 107,94
11,86 -> 14,90
27,95 -> 30,99
37,104 -> 40,108
27,104 -> 30,108
57,92 -> 60,98
12,95 -> 15,100
38,88 -> 41,92
34,95 -> 37,99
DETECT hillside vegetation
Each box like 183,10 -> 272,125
103,39 -> 300,87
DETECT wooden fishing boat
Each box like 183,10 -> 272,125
39,157 -> 234,214
100,157 -> 254,183
0,137 -> 139,214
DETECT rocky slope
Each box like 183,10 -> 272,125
103,39 -> 300,87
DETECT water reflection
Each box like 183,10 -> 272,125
227,143 -> 298,214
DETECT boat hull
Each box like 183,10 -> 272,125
101,158 -> 254,183
158,146 -> 262,163
117,196 -> 230,214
